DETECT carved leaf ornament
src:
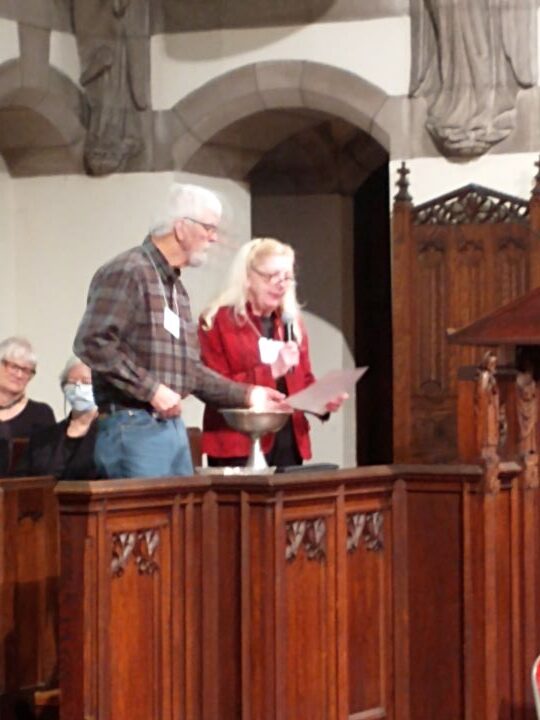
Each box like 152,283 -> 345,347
346,512 -> 384,553
285,518 -> 326,563
111,528 -> 160,577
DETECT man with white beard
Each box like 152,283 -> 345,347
74,183 -> 283,478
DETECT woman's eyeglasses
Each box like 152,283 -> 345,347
1,359 -> 36,378
251,267 -> 296,286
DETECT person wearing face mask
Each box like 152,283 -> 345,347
18,357 -> 100,479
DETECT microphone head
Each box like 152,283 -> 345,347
282,311 -> 295,342
281,311 -> 294,325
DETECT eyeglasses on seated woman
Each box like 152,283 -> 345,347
0,336 -> 55,443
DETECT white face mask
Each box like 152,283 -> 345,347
63,383 -> 96,413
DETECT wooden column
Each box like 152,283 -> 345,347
528,157 -> 540,290
392,163 -> 414,461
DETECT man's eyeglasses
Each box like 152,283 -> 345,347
251,267 -> 296,286
183,217 -> 219,235
2,359 -> 36,378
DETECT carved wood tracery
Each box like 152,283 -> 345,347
111,528 -> 160,577
413,186 -> 529,225
346,511 -> 384,554
285,518 -> 326,563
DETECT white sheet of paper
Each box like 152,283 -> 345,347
287,367 -> 368,415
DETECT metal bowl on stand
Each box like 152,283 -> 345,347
219,409 -> 291,471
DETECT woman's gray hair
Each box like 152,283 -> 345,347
59,355 -> 85,387
150,183 -> 223,236
0,336 -> 37,368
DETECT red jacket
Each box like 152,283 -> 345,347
198,305 -> 315,459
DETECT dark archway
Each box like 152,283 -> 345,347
248,117 -> 391,465
353,165 -> 393,463
172,62 -> 394,466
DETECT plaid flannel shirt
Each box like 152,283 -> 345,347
74,237 -> 250,409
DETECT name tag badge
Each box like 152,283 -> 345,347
258,337 -> 283,364
164,307 -> 180,339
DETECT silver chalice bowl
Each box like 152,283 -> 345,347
219,409 -> 291,471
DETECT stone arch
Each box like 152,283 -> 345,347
170,60 -> 394,171
0,60 -> 86,174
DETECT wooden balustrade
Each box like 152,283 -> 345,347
51,462 -> 540,720
2,462 -> 538,719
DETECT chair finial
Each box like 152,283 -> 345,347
395,161 -> 412,202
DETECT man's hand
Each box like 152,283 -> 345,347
271,341 -> 299,378
248,385 -> 289,412
151,384 -> 182,418
325,392 -> 348,413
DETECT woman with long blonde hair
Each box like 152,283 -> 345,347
199,237 -> 343,467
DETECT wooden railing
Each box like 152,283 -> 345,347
2,461 -> 538,720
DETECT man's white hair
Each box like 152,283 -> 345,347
150,183 -> 222,236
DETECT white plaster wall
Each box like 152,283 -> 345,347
0,156 -> 16,338
0,18 -> 18,64
390,152 -> 540,206
151,18 -> 411,108
50,31 -> 81,88
9,172 -> 250,427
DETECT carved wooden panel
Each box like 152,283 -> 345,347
495,235 -> 528,307
0,477 -> 58,720
394,175 -> 535,462
345,507 -> 390,718
59,482 -> 205,720
108,520 -> 168,720
282,509 -> 336,720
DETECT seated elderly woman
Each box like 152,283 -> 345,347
19,356 -> 99,479
0,336 -> 55,441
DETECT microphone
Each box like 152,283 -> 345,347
282,311 -> 296,376
282,311 -> 295,343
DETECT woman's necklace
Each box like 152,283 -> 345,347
0,394 -> 24,411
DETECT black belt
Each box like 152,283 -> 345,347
98,401 -> 154,415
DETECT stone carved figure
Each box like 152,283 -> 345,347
72,0 -> 150,175
516,370 -> 537,456
410,0 -> 537,157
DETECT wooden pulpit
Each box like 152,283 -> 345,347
449,286 -> 540,465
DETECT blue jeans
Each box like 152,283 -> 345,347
94,409 -> 194,479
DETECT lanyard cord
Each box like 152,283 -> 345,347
144,247 -> 179,315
